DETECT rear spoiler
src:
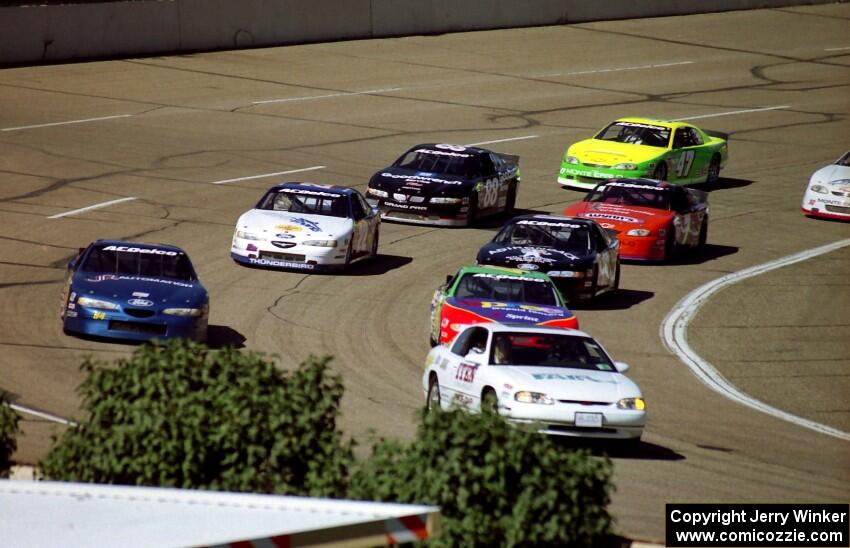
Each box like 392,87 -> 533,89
495,153 -> 520,169
703,129 -> 728,141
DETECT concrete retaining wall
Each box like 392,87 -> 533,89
0,0 -> 842,65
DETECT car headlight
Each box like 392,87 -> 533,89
76,296 -> 120,310
626,228 -> 651,236
564,155 -> 580,165
367,188 -> 389,198
302,239 -> 337,247
430,197 -> 462,204
163,307 -> 204,317
515,391 -> 554,405
613,163 -> 638,170
236,230 -> 263,241
810,184 -> 829,194
617,397 -> 646,410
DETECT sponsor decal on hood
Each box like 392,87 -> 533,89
84,274 -> 195,288
448,299 -> 573,324
487,246 -> 580,263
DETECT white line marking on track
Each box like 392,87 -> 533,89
252,88 -> 402,105
8,403 -> 75,426
465,135 -> 539,146
674,105 -> 790,121
2,114 -> 133,132
661,238 -> 850,441
210,166 -> 326,185
540,61 -> 694,77
825,46 -> 850,51
48,196 -> 138,219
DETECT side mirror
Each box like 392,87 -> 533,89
614,361 -> 630,373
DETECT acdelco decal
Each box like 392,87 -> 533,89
102,245 -> 179,256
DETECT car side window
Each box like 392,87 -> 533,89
673,129 -> 688,149
451,326 -> 488,357
357,194 -> 373,217
350,195 -> 366,220
489,153 -> 504,172
478,154 -> 495,176
592,224 -> 610,250
450,328 -> 474,355
687,128 -> 703,146
671,188 -> 690,213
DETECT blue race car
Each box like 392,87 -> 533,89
61,240 -> 209,342
366,143 -> 520,226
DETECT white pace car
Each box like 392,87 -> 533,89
423,324 -> 645,444
231,182 -> 380,271
802,150 -> 850,221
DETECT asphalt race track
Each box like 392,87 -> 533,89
1,5 -> 848,541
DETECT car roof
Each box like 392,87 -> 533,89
268,182 -> 354,196
598,178 -> 674,190
410,143 -> 491,155
455,264 -> 552,280
91,240 -> 187,253
473,323 -> 592,339
613,116 -> 690,130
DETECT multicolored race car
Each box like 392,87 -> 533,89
61,241 -> 209,342
231,182 -> 380,271
366,143 -> 520,226
801,150 -> 850,221
429,265 -> 578,346
563,179 -> 709,261
557,117 -> 728,190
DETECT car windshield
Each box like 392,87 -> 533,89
256,190 -> 349,218
490,332 -> 615,371
80,245 -> 196,281
586,182 -> 670,209
454,273 -> 560,306
494,220 -> 591,254
595,121 -> 671,148
836,151 -> 850,166
393,148 -> 478,177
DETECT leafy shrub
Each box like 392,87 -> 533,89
349,408 -> 614,547
0,392 -> 21,476
40,340 -> 353,496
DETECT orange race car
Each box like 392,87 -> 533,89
563,179 -> 708,261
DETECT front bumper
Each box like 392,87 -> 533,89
502,401 -> 645,440
231,238 -> 347,270
558,164 -> 642,190
617,235 -> 667,260
366,197 -> 470,226
63,308 -> 207,342
801,192 -> 850,220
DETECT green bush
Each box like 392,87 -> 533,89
349,408 -> 614,547
0,392 -> 21,476
40,340 -> 353,496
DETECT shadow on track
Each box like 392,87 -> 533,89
207,325 -> 246,349
339,253 -> 412,276
551,437 -> 686,461
570,288 -> 655,311
692,177 -> 753,192
669,243 -> 739,265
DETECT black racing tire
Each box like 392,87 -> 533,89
370,228 -> 379,259
504,182 -> 517,217
653,161 -> 668,182
343,240 -> 354,269
664,231 -> 676,262
698,217 -> 708,248
613,260 -> 621,291
706,154 -> 721,187
481,388 -> 499,414
466,193 -> 479,227
427,376 -> 442,412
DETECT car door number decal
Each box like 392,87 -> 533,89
480,177 -> 500,208
676,150 -> 695,178
456,362 -> 478,383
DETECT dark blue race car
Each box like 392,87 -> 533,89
61,240 -> 209,342
366,143 -> 520,226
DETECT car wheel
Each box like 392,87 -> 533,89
653,161 -> 668,181
481,388 -> 499,414
466,193 -> 479,227
427,377 -> 441,412
370,228 -> 379,259
343,240 -> 354,269
706,154 -> 721,187
664,231 -> 676,262
698,217 -> 708,248
504,182 -> 517,216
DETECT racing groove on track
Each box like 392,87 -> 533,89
1,5 -> 849,541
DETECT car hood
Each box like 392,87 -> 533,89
237,209 -> 352,241
72,273 -> 206,306
810,164 -> 850,185
477,243 -> 594,271
370,168 -> 473,197
499,366 -> 639,402
446,298 -> 575,324
564,202 -> 673,230
569,139 -> 663,166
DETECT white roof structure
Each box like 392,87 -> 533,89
0,480 -> 440,547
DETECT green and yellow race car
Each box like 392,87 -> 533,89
557,117 -> 728,190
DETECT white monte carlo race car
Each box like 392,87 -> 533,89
231,182 -> 380,270
423,324 -> 645,445
801,150 -> 850,221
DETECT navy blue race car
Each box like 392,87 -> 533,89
475,215 -> 620,303
366,143 -> 520,226
61,241 -> 209,342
